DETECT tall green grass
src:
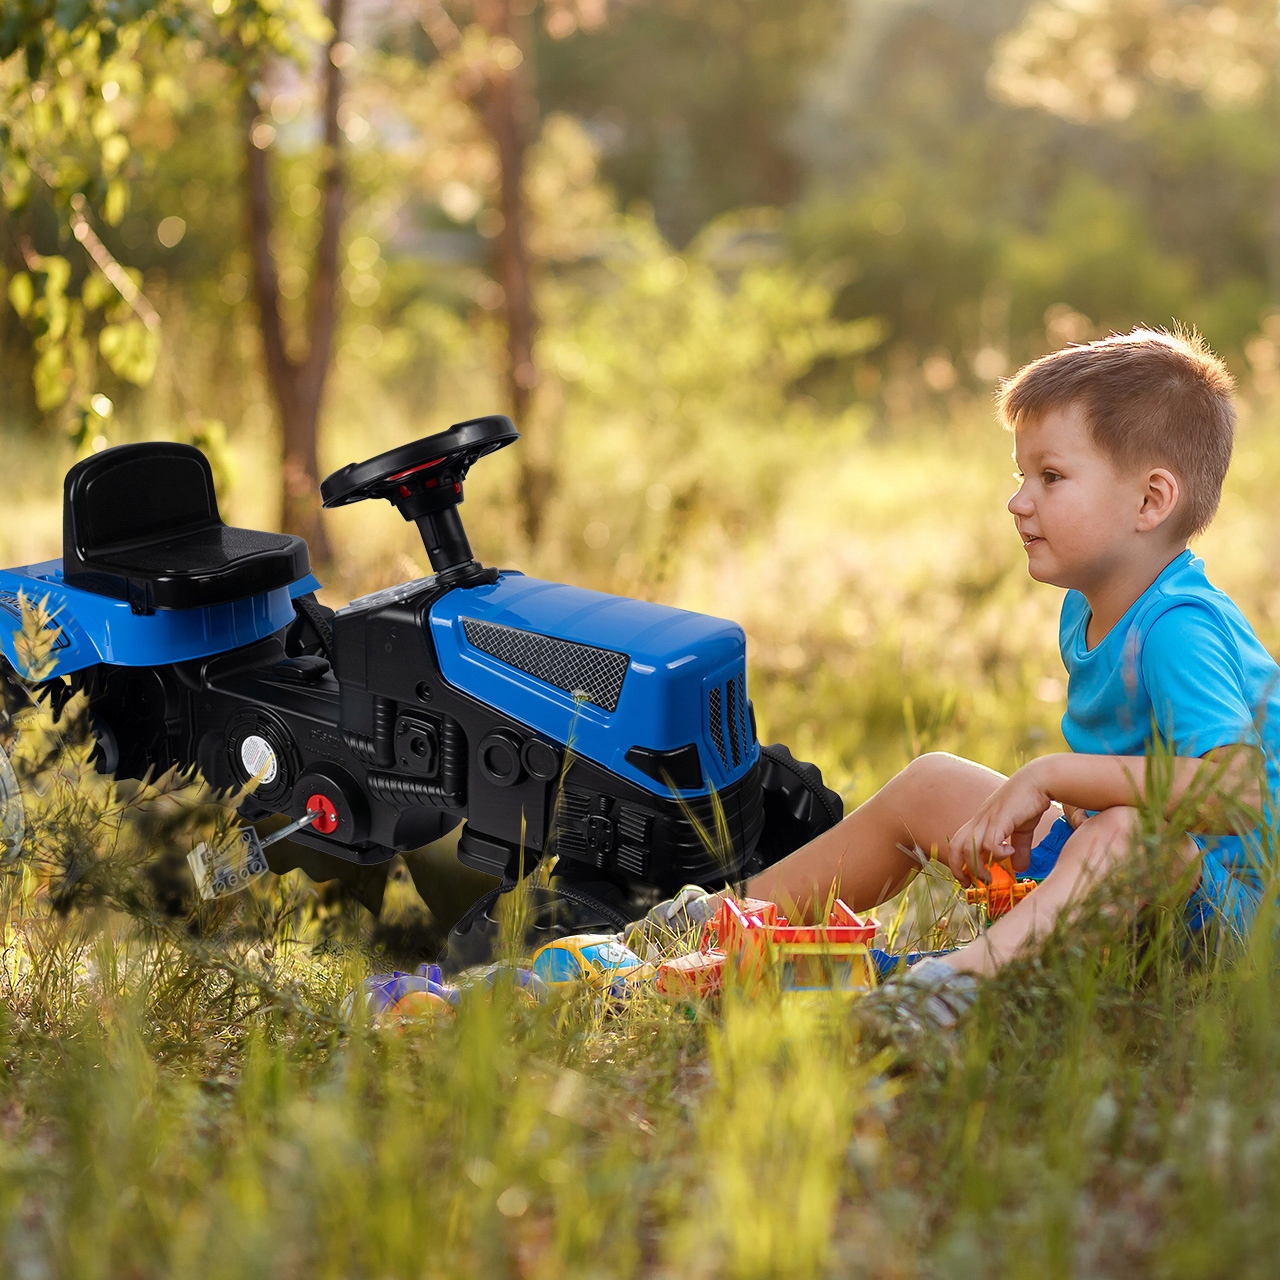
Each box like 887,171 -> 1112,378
3,628 -> 1280,1276
5,378 -> 1280,1273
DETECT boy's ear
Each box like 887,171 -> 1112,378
1137,467 -> 1180,533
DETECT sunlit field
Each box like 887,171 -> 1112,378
3,381 -> 1280,1276
7,0 -> 1280,1268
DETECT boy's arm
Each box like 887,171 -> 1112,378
1029,747 -> 1262,827
947,745 -> 1263,887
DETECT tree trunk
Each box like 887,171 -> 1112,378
479,24 -> 552,543
1267,170 -> 1280,307
243,0 -> 347,564
421,0 -> 550,543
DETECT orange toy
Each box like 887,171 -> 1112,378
656,896 -> 878,998
965,860 -> 1036,918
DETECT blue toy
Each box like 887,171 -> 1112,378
0,416 -> 843,907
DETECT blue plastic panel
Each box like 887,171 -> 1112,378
429,573 -> 759,797
0,558 -> 304,678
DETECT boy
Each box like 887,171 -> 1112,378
645,329 -> 1277,1020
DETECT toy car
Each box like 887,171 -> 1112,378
0,415 -> 842,909
529,933 -> 653,996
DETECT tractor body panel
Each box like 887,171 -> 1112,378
428,573 -> 760,797
0,559 -> 319,677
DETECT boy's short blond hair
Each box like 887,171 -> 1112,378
997,328 -> 1236,539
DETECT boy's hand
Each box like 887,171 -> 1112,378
945,762 -> 1053,887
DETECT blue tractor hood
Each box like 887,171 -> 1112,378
429,573 -> 759,797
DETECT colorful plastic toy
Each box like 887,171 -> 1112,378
965,859 -> 1036,918
347,959 -> 550,1023
529,933 -> 654,997
0,418 -> 843,906
348,963 -> 461,1020
656,896 -> 878,999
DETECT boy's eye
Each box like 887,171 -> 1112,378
1042,470 -> 1062,484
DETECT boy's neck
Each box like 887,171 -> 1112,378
1083,543 -> 1188,647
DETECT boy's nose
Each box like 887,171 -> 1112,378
1008,485 -> 1033,516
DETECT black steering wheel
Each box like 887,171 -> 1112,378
320,415 -> 519,511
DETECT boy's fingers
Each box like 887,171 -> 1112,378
967,824 -> 993,884
947,829 -> 984,887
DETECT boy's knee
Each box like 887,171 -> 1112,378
1057,806 -> 1139,871
898,751 -> 969,787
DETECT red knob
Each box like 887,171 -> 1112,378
306,793 -> 340,834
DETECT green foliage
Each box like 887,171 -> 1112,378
4,389 -> 1280,1274
789,0 -> 1280,406
536,0 -> 845,243
0,0 -> 329,434
548,212 -> 881,432
1001,174 -> 1202,338
98,316 -> 159,383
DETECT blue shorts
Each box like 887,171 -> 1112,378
1022,816 -> 1262,943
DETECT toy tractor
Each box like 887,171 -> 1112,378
0,416 -> 843,918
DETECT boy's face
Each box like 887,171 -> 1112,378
1008,403 -> 1168,593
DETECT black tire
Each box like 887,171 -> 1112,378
751,743 -> 845,871
438,870 -> 633,976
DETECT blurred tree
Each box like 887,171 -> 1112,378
418,0 -> 545,539
236,0 -> 346,560
991,0 -> 1280,303
0,2 -> 180,439
787,0 -> 1276,409
2,0 -> 341,556
536,0 -> 844,245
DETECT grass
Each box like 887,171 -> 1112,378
4,390 -> 1280,1275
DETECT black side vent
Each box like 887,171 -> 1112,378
461,618 -> 630,712
616,844 -> 647,877
554,787 -> 595,863
559,789 -> 591,820
616,805 -> 653,846
707,666 -> 753,769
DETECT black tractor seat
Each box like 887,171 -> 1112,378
63,442 -> 310,613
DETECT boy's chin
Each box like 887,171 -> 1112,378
1023,558 -> 1070,588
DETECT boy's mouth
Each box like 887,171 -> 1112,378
1020,532 -> 1043,550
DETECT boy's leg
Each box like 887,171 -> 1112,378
747,752 -> 1060,918
943,806 -> 1201,977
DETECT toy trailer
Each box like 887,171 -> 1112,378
656,896 -> 878,998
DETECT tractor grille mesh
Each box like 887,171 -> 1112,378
708,686 -> 726,763
725,677 -> 741,766
461,618 -> 630,712
708,666 -> 755,768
